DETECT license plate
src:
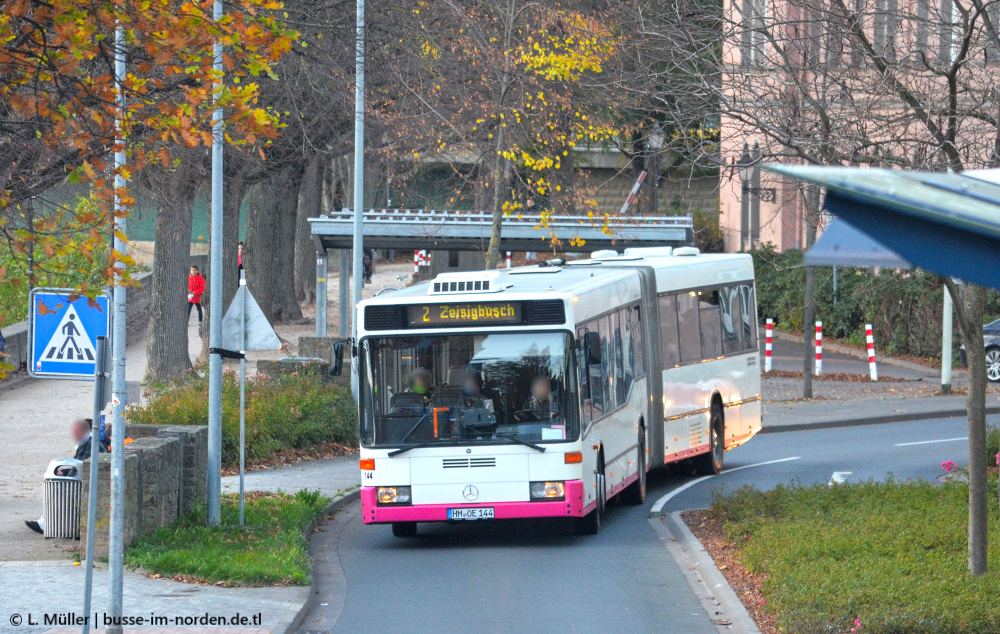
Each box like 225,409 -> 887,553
447,507 -> 495,520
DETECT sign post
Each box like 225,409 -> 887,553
82,336 -> 107,634
221,277 -> 280,524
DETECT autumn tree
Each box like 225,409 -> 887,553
0,0 -> 296,380
373,1 -> 631,267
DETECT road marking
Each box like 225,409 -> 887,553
894,436 -> 968,447
649,456 -> 801,513
829,471 -> 852,486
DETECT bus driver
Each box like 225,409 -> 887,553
518,375 -> 559,421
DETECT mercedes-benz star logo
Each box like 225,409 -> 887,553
462,485 -> 479,501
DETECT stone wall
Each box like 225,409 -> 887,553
80,424 -> 207,560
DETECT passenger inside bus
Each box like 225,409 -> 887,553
517,375 -> 559,422
405,367 -> 435,405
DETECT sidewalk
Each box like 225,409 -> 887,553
221,453 -> 359,499
0,560 -> 304,634
0,455 -> 361,634
762,393 -> 1000,433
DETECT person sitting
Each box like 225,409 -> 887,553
25,418 -> 106,535
459,372 -> 491,407
518,375 -> 559,422
405,367 -> 436,405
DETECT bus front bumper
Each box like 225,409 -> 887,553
361,480 -> 586,524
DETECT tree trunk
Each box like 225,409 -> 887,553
245,165 -> 305,323
802,265 -> 815,399
144,169 -> 200,382
295,155 -> 323,304
944,279 -> 989,576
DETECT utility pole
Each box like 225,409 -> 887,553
351,0 -> 365,398
206,0 -> 225,525
107,23 -> 127,634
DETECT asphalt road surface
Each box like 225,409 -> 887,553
298,416 -> 971,634
762,336 -> 934,380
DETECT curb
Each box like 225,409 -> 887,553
649,510 -> 761,633
760,404 -> 1000,434
771,329 -> 941,375
272,489 -> 360,634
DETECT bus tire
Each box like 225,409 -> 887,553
694,404 -> 724,476
392,522 -> 418,537
621,426 -> 646,505
575,458 -> 605,535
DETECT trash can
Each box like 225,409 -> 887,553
43,458 -> 83,539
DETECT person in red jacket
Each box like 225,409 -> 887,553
187,265 -> 206,323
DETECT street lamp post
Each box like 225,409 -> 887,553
649,125 -> 665,214
737,144 -> 753,251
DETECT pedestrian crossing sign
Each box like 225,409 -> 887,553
28,289 -> 111,379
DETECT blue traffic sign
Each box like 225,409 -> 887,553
29,289 -> 111,379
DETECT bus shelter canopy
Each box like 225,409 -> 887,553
765,165 -> 1000,288
309,209 -> 693,253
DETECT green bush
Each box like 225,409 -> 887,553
709,478 -> 1000,633
751,244 -> 1000,359
126,366 -> 357,467
126,490 -> 329,585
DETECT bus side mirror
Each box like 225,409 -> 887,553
331,341 -> 344,376
584,331 -> 602,365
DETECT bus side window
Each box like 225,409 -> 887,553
741,284 -> 758,350
720,286 -> 743,354
577,327 -> 593,426
620,308 -> 635,396
612,311 -> 625,407
595,315 -> 611,417
658,294 -> 680,366
676,292 -> 701,363
699,290 -> 723,358
630,305 -> 645,377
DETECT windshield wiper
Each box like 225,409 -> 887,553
495,433 -> 546,453
388,438 -> 459,457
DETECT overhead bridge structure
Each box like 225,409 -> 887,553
308,209 -> 694,337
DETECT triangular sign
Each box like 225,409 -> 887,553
41,305 -> 97,363
221,286 -> 282,352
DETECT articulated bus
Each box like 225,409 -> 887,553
355,246 -> 761,536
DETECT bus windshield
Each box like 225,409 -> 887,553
360,332 -> 578,448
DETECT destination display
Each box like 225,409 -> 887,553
406,302 -> 522,327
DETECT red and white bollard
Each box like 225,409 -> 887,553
814,321 -> 823,376
764,319 -> 773,372
866,324 -> 878,381
413,250 -> 420,275
506,252 -> 512,268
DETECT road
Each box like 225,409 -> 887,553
297,417 -> 970,634
762,336 -> 934,380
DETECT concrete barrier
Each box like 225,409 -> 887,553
79,423 -> 207,560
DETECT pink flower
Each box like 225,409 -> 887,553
942,460 -> 955,472
760,599 -> 765,606
996,453 -> 999,466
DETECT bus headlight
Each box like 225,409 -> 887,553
376,486 -> 412,505
529,481 -> 565,501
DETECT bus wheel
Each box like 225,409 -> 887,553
575,460 -> 605,535
694,404 -> 724,476
622,427 -> 646,505
392,522 -> 417,537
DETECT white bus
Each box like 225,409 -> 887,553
354,247 -> 761,536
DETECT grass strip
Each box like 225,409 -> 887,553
126,490 -> 329,586
705,478 -> 1000,633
